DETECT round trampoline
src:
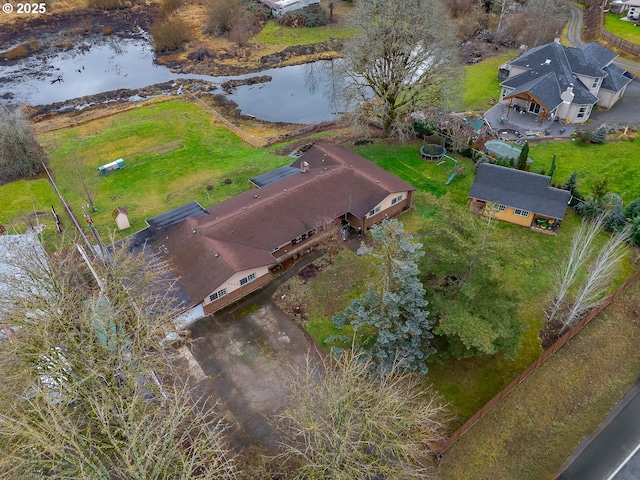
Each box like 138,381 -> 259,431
420,144 -> 447,161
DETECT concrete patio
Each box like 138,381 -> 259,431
484,103 -> 577,142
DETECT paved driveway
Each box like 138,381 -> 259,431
183,258 -> 324,451
588,78 -> 640,130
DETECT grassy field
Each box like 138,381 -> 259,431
39,99 -> 294,240
439,277 -> 640,480
252,21 -> 358,47
604,12 -> 640,43
463,50 -> 519,111
0,178 -> 65,248
528,139 -> 640,203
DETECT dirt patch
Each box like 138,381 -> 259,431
298,262 -> 322,282
142,139 -> 183,155
459,35 -> 511,64
0,5 -> 159,49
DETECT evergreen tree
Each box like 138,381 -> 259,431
417,194 -> 525,359
624,198 -> 640,220
516,141 -> 529,170
590,176 -> 609,202
548,154 -> 557,180
603,205 -> 627,232
563,171 -> 583,203
590,125 -> 607,144
630,216 -> 640,246
332,219 -> 434,374
576,198 -> 602,220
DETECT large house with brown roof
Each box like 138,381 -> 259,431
159,144 -> 416,315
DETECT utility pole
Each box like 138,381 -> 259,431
81,204 -> 108,263
42,161 -> 94,254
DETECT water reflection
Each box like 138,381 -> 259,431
0,35 -> 347,124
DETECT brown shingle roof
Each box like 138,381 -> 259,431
160,144 -> 415,304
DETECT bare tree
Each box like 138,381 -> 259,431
546,216 -> 603,325
64,152 -> 101,212
0,239 -> 238,478
314,218 -> 344,264
340,0 -> 460,138
273,349 -> 447,479
561,227 -> 630,331
0,105 -> 46,185
506,0 -> 569,48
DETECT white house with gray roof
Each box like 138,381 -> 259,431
499,40 -> 635,125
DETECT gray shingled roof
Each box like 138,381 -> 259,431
601,64 -> 635,92
468,163 -> 571,220
502,41 -> 629,110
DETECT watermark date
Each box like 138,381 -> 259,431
2,2 -> 47,14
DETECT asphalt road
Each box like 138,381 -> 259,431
557,382 -> 640,480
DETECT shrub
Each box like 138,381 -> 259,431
591,125 -> 607,144
151,17 -> 190,52
277,4 -> 329,27
630,216 -> 640,246
28,38 -> 40,51
102,26 -> 113,35
625,198 -> 640,220
229,12 -> 260,47
87,0 -> 132,10
161,0 -> 183,15
573,129 -> 593,144
206,0 -> 242,36
240,0 -> 271,21
413,120 -> 438,137
590,177 -> 609,202
575,198 -> 602,220
0,106 -> 46,184
563,171 -> 584,205
5,44 -> 28,60
603,205 -> 627,232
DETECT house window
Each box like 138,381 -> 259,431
239,273 -> 256,286
369,206 -> 381,217
514,209 -> 530,218
209,288 -> 227,302
391,195 -> 403,205
497,204 -> 507,212
577,106 -> 588,118
591,78 -> 599,89
528,103 -> 541,114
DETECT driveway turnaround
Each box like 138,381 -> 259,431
185,279 -> 323,451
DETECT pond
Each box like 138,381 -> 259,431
0,34 -> 346,124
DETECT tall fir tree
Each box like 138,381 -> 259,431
333,219 -> 434,374
516,141 -> 529,170
548,154 -> 557,180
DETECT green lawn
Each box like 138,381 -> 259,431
251,21 -> 358,48
528,139 -> 640,203
39,100 -> 293,240
289,139 -> 637,424
604,12 -> 640,43
0,178 -> 65,248
463,50 -> 519,111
